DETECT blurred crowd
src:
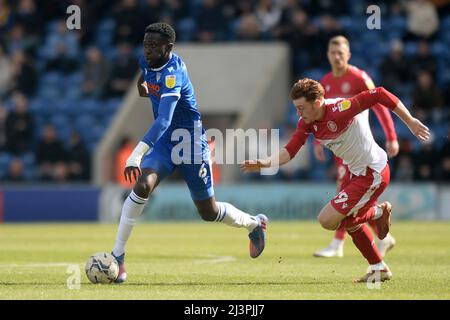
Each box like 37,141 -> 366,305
0,0 -> 449,183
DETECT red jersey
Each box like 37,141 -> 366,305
320,65 -> 397,141
285,87 -> 399,176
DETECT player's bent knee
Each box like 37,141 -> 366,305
318,214 -> 338,230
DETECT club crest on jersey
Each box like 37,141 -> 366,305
338,100 -> 351,112
341,82 -> 351,93
165,75 -> 176,89
327,121 -> 337,132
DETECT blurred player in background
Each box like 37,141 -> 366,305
242,79 -> 429,282
111,23 -> 268,283
313,36 -> 399,258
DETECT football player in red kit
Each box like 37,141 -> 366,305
314,36 -> 399,258
241,78 -> 429,282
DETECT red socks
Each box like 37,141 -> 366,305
338,206 -> 375,230
348,224 -> 382,265
335,225 -> 347,240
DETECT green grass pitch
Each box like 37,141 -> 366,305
0,221 -> 449,299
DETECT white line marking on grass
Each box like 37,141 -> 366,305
0,263 -> 79,268
192,255 -> 236,264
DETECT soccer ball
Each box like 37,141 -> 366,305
85,252 -> 119,284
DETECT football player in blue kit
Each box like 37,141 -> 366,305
111,23 -> 268,283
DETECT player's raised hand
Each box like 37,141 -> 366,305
240,159 -> 271,172
408,118 -> 430,142
124,166 -> 141,183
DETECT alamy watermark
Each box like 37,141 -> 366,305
167,121 -> 280,175
366,5 -> 381,30
66,5 -> 81,30
66,264 -> 81,290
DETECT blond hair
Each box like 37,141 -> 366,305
328,35 -> 350,51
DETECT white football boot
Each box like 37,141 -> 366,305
377,233 -> 396,258
313,239 -> 344,258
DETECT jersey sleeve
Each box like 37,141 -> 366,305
160,67 -> 182,99
337,87 -> 400,123
359,72 -> 398,142
284,120 -> 310,159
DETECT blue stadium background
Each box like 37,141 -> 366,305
0,0 -> 449,184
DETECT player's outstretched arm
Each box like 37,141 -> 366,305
240,148 -> 291,172
392,101 -> 430,142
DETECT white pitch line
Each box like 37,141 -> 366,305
192,255 -> 236,264
0,263 -> 78,268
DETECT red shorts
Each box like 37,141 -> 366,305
331,165 -> 390,216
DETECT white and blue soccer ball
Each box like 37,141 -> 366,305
85,252 -> 119,284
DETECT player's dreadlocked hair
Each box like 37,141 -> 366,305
145,22 -> 176,43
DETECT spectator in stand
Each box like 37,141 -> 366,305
7,24 -> 33,54
5,92 -> 34,155
439,129 -> 450,181
413,138 -> 437,181
391,138 -> 414,181
0,44 -> 13,98
10,50 -> 37,96
273,0 -> 299,38
281,9 -> 317,74
44,19 -> 80,73
36,123 -> 67,181
402,0 -> 440,41
108,42 -> 138,97
409,40 -> 438,80
0,0 -> 13,40
165,0 -> 190,26
412,70 -> 444,122
312,15 -> 345,68
196,0 -> 227,42
253,0 -> 282,38
393,153 -> 414,181
5,157 -> 26,182
306,0 -> 349,17
141,0 -> 165,26
71,0 -> 96,47
236,14 -> 263,41
0,101 -> 7,151
67,131 -> 91,181
82,47 -> 109,98
14,0 -> 42,45
379,40 -> 412,91
113,0 -> 144,46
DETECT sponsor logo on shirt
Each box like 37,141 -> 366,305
145,82 -> 161,98
165,75 -> 176,89
338,100 -> 351,112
